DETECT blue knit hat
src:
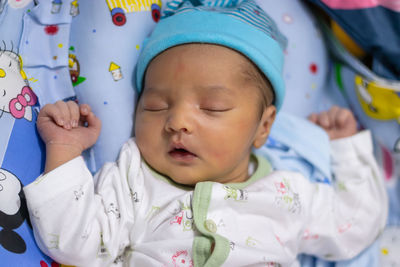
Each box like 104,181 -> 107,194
135,0 -> 287,110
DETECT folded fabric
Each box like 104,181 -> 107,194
255,111 -> 331,184
316,17 -> 400,154
306,0 -> 400,80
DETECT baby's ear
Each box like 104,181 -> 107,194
253,105 -> 276,148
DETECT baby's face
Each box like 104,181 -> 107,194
135,44 -> 274,185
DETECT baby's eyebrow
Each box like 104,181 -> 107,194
142,86 -> 159,92
141,87 -> 166,96
199,85 -> 234,95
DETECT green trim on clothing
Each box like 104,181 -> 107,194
192,182 -> 230,267
191,155 -> 272,266
145,154 -> 273,265
226,154 -> 272,189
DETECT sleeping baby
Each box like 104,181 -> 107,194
24,0 -> 387,266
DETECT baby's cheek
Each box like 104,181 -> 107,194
207,141 -> 241,166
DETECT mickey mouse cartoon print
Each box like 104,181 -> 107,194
0,47 -> 37,121
0,168 -> 30,254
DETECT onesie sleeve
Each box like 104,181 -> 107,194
23,139 -> 143,266
298,130 -> 388,260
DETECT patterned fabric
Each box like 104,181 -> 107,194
24,131 -> 387,266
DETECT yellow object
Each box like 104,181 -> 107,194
355,75 -> 400,123
381,247 -> 389,255
0,68 -> 5,78
68,58 -> 74,68
106,0 -> 162,13
109,62 -> 120,71
331,20 -> 366,59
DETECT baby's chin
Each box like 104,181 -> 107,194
165,170 -> 206,186
166,170 -> 245,186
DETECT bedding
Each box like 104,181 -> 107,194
0,0 -> 398,266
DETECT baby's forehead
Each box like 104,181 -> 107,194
142,43 -> 269,100
157,43 -> 251,64
142,83 -> 239,97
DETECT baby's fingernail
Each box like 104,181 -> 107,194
71,120 -> 77,127
58,119 -> 64,126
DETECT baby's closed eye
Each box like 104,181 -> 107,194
200,105 -> 232,112
141,98 -> 169,111
200,100 -> 234,113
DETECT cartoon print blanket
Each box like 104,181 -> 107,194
0,0 -> 399,266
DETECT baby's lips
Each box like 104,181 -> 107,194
169,148 -> 196,157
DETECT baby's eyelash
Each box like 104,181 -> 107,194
144,107 -> 168,112
201,107 -> 232,112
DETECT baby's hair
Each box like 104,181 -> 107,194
240,58 -> 275,110
193,43 -> 275,111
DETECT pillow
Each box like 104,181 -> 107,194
69,0 -> 161,172
255,0 -> 334,117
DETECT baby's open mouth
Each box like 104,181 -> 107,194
168,148 -> 197,159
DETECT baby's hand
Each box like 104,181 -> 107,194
37,101 -> 101,155
308,106 -> 357,140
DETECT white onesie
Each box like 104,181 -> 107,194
24,130 -> 387,267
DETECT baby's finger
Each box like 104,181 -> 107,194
55,101 -> 72,129
78,104 -> 91,126
82,111 -> 101,148
79,104 -> 91,116
39,104 -> 65,127
66,101 -> 80,128
336,108 -> 353,127
327,106 -> 340,125
86,111 -> 102,133
308,113 -> 318,124
317,111 -> 331,129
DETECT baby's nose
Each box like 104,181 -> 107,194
165,106 -> 194,134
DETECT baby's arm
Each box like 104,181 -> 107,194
298,106 -> 388,259
25,122 -> 138,266
36,101 -> 101,173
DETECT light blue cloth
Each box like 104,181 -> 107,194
19,0 -> 75,106
255,112 -> 331,184
298,240 -> 381,267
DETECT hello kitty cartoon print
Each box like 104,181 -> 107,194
0,48 -> 37,121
